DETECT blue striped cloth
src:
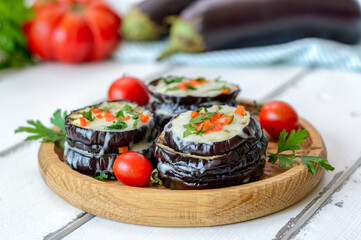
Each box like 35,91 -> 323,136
113,38 -> 361,71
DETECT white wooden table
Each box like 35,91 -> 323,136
1,62 -> 360,240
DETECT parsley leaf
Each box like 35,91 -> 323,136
15,109 -> 67,147
122,105 -> 132,111
105,119 -> 127,130
217,105 -> 222,110
183,123 -> 196,131
164,76 -> 184,85
0,0 -> 34,70
115,110 -> 124,118
133,118 -> 140,128
209,85 -> 230,92
183,130 -> 192,138
225,130 -> 230,133
82,110 -> 94,121
94,172 -> 108,181
185,83 -> 197,90
228,115 -> 234,125
268,129 -> 335,174
166,87 -> 180,92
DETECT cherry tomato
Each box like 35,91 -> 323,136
259,101 -> 299,139
112,151 -> 153,187
108,76 -> 150,105
27,0 -> 121,63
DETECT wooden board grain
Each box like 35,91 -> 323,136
38,101 -> 326,227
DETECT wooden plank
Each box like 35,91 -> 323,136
291,158 -> 361,240
0,142 -> 83,239
0,61 -> 169,153
272,69 -> 361,239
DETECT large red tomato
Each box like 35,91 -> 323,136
259,101 -> 299,139
27,0 -> 121,63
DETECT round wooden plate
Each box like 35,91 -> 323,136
38,101 -> 326,227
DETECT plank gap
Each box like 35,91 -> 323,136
260,67 -> 315,102
43,213 -> 94,240
274,155 -> 361,240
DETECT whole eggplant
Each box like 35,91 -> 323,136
122,0 -> 197,41
158,0 -> 361,59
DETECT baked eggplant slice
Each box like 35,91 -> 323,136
65,138 -> 156,178
154,133 -> 267,190
65,101 -> 155,148
163,105 -> 262,156
147,76 -> 240,105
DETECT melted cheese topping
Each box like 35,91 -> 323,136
149,77 -> 237,97
169,105 -> 250,144
70,101 -> 151,131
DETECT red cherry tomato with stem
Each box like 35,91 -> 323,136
259,101 -> 299,139
112,151 -> 153,187
108,76 -> 150,106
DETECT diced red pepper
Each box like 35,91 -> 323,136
122,116 -> 130,121
96,114 -> 103,119
234,105 -> 245,115
79,117 -> 87,127
220,89 -> 230,94
191,111 -> 200,118
92,108 -> 102,114
118,146 -> 129,154
140,114 -> 149,123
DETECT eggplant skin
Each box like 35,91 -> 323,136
147,78 -> 240,105
160,0 -> 361,59
164,113 -> 262,156
153,133 -> 267,190
137,0 -> 197,26
65,100 -> 155,147
66,127 -> 158,155
65,144 -> 156,178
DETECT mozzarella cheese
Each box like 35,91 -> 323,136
149,77 -> 237,97
168,105 -> 250,144
69,101 -> 151,131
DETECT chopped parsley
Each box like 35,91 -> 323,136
133,118 -> 140,128
104,119 -> 127,130
122,105 -> 132,111
225,130 -> 230,133
209,85 -> 230,92
217,105 -> 222,110
163,76 -> 184,85
94,172 -> 108,181
228,115 -> 234,125
82,109 -> 94,121
185,83 -> 197,90
115,110 -> 124,118
166,87 -> 180,92
189,112 -> 217,124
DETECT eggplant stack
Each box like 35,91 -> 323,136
147,76 -> 240,129
64,100 -> 157,179
153,105 -> 267,190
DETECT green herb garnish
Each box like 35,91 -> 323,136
133,119 -> 140,128
0,0 -> 34,70
217,105 -> 222,110
122,105 -> 132,111
115,110 -> 124,118
100,107 -> 109,111
94,172 -> 108,181
225,130 -> 230,133
268,130 -> 335,174
185,83 -> 197,90
228,115 -> 234,125
15,109 -> 67,147
82,110 -> 95,121
164,76 -> 184,85
105,119 -> 127,130
196,77 -> 206,82
209,85 -> 230,92
166,87 -> 180,92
